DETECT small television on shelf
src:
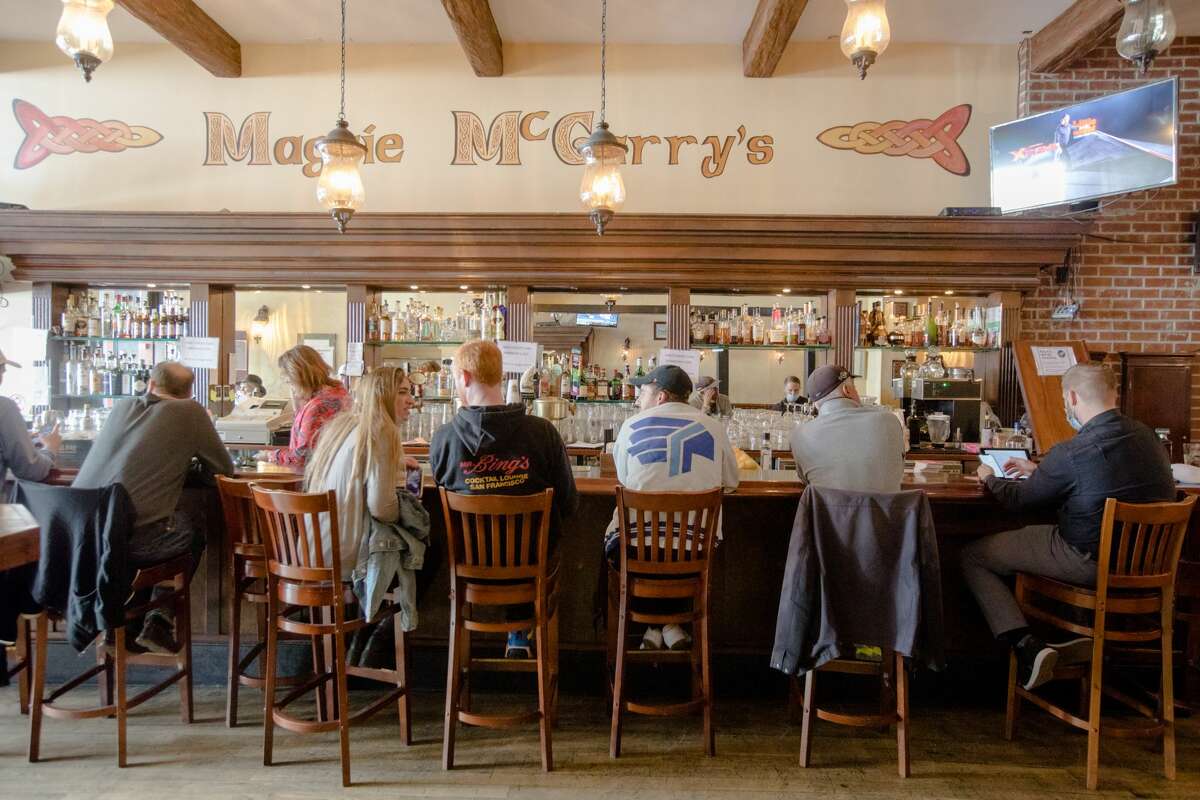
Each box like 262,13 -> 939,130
575,312 -> 619,327
989,77 -> 1178,213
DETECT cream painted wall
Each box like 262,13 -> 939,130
234,289 -> 346,396
0,40 -> 1015,214
0,280 -> 38,411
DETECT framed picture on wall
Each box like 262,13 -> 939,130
653,321 -> 667,340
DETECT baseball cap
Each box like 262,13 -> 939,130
0,348 -> 22,369
694,375 -> 720,391
806,364 -> 858,402
629,364 -> 693,397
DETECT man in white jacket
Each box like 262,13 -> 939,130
608,364 -> 740,649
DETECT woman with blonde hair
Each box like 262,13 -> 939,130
265,344 -> 350,467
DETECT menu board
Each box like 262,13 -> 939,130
498,340 -> 541,375
658,348 -> 701,382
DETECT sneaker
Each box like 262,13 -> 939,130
1014,634 -> 1058,691
135,616 -> 179,655
640,627 -> 664,650
1049,637 -> 1093,666
505,630 -> 532,659
662,623 -> 692,651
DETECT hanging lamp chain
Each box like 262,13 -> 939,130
338,0 -> 348,122
600,0 -> 607,125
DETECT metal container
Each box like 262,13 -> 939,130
947,366 -> 974,380
532,396 -> 572,421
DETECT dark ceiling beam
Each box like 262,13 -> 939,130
115,0 -> 241,77
440,0 -> 503,77
742,0 -> 809,78
1028,0 -> 1124,74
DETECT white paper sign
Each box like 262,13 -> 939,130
345,341 -> 365,376
658,348 -> 701,382
178,336 -> 220,369
1031,346 -> 1077,377
303,338 -> 336,371
498,340 -> 541,375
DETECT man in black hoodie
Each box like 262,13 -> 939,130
430,339 -> 578,657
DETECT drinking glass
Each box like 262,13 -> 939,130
927,414 -> 950,446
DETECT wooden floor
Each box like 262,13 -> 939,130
1,684 -> 1198,799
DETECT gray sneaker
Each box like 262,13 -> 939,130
135,616 -> 179,655
1050,637 -> 1093,666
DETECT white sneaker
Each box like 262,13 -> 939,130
1050,637 -> 1093,666
662,623 -> 692,651
640,627 -> 664,650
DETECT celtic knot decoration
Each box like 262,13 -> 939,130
12,99 -> 163,170
816,104 -> 972,176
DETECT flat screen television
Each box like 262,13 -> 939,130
575,312 -> 619,327
989,77 -> 1178,213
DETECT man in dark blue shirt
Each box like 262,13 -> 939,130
962,363 -> 1174,691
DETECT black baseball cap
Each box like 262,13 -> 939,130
806,364 -> 859,402
629,364 -> 693,397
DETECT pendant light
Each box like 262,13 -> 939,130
315,0 -> 366,234
578,0 -> 628,236
840,0 -> 891,80
1116,0 -> 1176,75
55,0 -> 114,82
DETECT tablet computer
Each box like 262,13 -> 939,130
980,448 -> 1031,479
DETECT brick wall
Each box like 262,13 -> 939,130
1018,36 -> 1200,443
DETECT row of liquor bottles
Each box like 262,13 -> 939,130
60,290 -> 190,340
59,344 -> 153,398
531,354 -> 658,402
860,300 -> 994,349
689,303 -> 831,347
367,292 -> 506,343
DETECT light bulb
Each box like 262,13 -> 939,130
578,122 -> 628,235
840,0 -> 891,80
56,0 -> 114,82
315,119 -> 367,233
1116,0 -> 1176,75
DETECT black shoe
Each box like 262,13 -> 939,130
1014,634 -> 1058,691
359,622 -> 396,670
1049,637 -> 1092,666
134,616 -> 179,655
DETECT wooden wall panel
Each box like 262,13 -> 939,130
667,286 -> 690,350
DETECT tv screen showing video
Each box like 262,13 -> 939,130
575,313 -> 619,327
989,78 -> 1177,213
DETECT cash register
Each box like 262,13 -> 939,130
216,397 -> 293,445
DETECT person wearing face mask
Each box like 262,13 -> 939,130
688,375 -> 734,417
770,375 -> 807,412
961,363 -> 1175,693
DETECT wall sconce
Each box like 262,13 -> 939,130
621,336 -> 631,363
774,351 -> 785,365
250,305 -> 270,343
603,294 -> 621,311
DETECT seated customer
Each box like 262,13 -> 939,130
73,362 -> 235,652
962,363 -> 1175,691
790,364 -> 904,493
688,375 -> 733,417
264,345 -> 350,468
430,339 -> 578,658
0,348 -> 61,482
770,375 -> 807,412
609,364 -> 739,649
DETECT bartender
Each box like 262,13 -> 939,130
770,375 -> 807,412
689,376 -> 733,417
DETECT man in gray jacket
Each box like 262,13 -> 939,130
0,348 -> 61,482
74,362 -> 235,652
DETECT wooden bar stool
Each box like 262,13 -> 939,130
608,486 -> 723,758
1004,495 -> 1197,790
216,475 -> 319,728
27,552 -> 195,767
439,488 -> 559,772
252,484 -> 411,788
6,615 -> 33,714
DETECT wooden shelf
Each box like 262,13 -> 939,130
854,346 -> 1000,353
51,336 -> 179,344
690,343 -> 832,351
366,340 -> 464,347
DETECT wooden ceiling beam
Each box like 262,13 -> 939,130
1028,0 -> 1124,74
440,0 -> 503,77
115,0 -> 241,77
743,0 -> 809,78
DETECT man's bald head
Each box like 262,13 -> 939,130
149,361 -> 195,399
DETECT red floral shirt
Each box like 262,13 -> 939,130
268,384 -> 350,467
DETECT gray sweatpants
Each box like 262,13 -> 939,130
960,524 -> 1096,638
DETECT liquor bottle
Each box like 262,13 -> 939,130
61,292 -> 77,336
739,304 -> 752,345
924,301 -> 938,347
379,301 -> 392,341
597,369 -> 610,400
492,304 -> 505,341
558,362 -> 571,398
751,309 -> 765,346
610,368 -> 622,401
648,354 -> 657,370
760,431 -> 772,472
179,306 -> 189,337
63,346 -> 77,396
622,364 -> 635,401
634,356 -> 645,379
132,362 -> 148,395
120,356 -> 134,395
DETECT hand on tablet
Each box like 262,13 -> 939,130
1003,457 -> 1037,479
976,464 -> 995,481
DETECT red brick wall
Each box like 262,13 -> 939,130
1018,36 -> 1200,443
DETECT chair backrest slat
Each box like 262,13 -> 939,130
216,476 -> 302,553
1097,496 -> 1197,595
251,485 -> 340,583
439,488 -> 554,581
615,487 -> 723,577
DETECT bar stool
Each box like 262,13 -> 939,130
607,486 -> 723,758
27,553 -> 195,767
216,475 -> 316,727
439,488 -> 559,772
252,484 -> 411,788
6,616 -> 32,714
1004,495 -> 1197,790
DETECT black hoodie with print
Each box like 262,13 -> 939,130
430,403 -> 579,549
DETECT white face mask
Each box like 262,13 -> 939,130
1064,398 -> 1083,431
784,391 -> 800,403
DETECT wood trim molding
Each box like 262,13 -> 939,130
114,0 -> 241,78
666,286 -> 691,350
507,285 -> 532,340
0,211 -> 1084,293
440,0 -> 503,77
1028,0 -> 1124,74
743,0 -> 809,78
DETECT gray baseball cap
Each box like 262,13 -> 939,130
629,364 -> 693,397
806,364 -> 858,402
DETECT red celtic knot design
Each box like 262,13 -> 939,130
816,104 -> 972,176
12,99 -> 163,170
